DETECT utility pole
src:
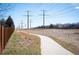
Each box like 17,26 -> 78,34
27,10 -> 30,29
41,10 -> 47,28
21,19 -> 23,29
30,19 -> 31,28
24,10 -> 31,29
43,10 -> 45,27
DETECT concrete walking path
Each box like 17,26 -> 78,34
32,34 -> 73,55
19,31 -> 73,55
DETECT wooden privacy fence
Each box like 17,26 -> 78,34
0,16 -> 15,53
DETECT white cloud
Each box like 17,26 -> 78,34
75,6 -> 79,9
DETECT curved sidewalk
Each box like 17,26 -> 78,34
33,34 -> 73,55
19,31 -> 73,55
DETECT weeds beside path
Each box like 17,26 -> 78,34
2,30 -> 41,55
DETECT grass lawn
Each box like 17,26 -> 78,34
2,31 -> 41,55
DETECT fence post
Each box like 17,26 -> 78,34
0,25 -> 2,53
2,26 -> 5,50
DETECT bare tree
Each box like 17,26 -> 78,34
0,3 -> 13,19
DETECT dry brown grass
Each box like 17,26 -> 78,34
2,30 -> 41,55
25,29 -> 79,55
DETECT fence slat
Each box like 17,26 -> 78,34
0,26 -> 14,54
0,25 -> 2,53
2,26 -> 5,50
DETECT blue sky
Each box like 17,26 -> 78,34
3,3 -> 79,28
